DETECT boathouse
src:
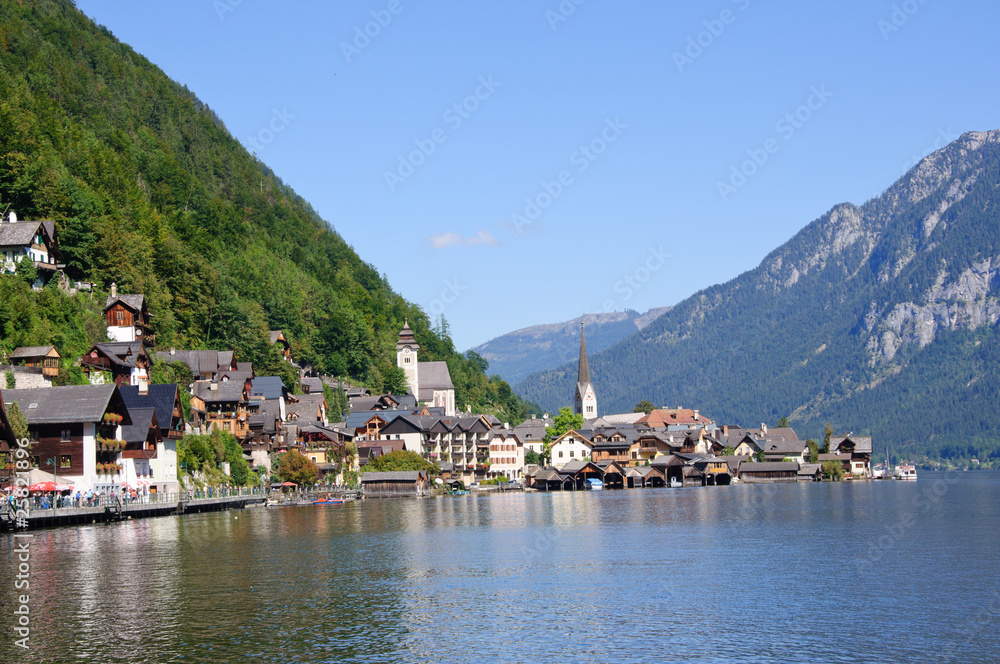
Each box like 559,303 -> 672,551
738,462 -> 799,483
361,470 -> 429,497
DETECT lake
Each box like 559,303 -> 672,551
2,472 -> 999,663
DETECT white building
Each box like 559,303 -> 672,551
573,321 -> 598,419
395,322 -> 456,416
487,430 -> 524,480
550,430 -> 594,470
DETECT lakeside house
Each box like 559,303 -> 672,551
361,470 -> 428,497
1,384 -> 131,494
104,284 -> 154,347
0,212 -> 65,286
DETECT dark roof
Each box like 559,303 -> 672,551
88,341 -> 147,368
10,345 -> 57,359
0,219 -> 49,248
830,436 -> 873,454
249,400 -> 281,434
417,361 -> 453,390
251,376 -> 287,400
104,293 -> 146,313
120,407 -> 158,444
1,385 -> 130,424
361,470 -> 426,482
119,384 -> 180,435
762,439 -> 808,455
269,331 -> 287,345
577,321 -> 591,384
192,381 -> 245,404
798,463 -> 822,476
301,377 -> 323,393
395,321 -> 419,352
739,462 -> 800,473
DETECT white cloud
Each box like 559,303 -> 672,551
426,230 -> 499,249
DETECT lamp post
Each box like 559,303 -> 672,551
45,456 -> 58,509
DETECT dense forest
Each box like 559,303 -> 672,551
0,0 -> 536,423
518,130 -> 1000,467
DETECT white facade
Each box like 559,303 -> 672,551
431,388 -> 455,416
551,432 -> 593,470
107,325 -> 137,343
575,383 -> 598,418
488,434 -> 524,480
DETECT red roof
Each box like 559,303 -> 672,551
640,408 -> 714,428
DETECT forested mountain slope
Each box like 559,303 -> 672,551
0,0 -> 534,421
517,131 -> 1000,462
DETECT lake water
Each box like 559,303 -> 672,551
2,472 -> 999,663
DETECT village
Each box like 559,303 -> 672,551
0,211 -> 875,521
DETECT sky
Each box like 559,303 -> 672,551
76,0 -> 1000,350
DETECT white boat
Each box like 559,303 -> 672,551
895,464 -> 917,481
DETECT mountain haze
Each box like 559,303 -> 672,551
517,131 -> 1000,460
471,307 -> 671,385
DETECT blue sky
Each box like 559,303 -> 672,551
76,1 -> 1000,351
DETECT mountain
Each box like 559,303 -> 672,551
470,307 -> 671,385
0,0 -> 535,422
517,130 -> 1000,462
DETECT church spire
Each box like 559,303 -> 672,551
577,320 -> 590,385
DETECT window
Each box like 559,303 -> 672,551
404,357 -> 411,364
61,429 -> 71,442
60,455 -> 71,469
116,310 -> 124,324
558,451 -> 563,458
570,450 -> 575,457
222,421 -> 231,432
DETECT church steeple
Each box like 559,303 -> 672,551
396,319 -> 419,397
574,319 -> 597,419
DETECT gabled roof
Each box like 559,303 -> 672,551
85,341 -> 148,369
269,330 -> 288,345
10,345 -> 58,359
761,439 -> 808,456
559,459 -> 603,475
104,293 -> 146,314
120,407 -> 159,444
192,380 -> 246,404
830,436 -> 873,454
119,384 -> 181,436
249,399 -> 282,434
417,361 -> 453,390
301,377 -> 323,393
250,376 -> 287,400
0,219 -> 55,250
1,385 -> 130,425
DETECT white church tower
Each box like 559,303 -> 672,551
573,320 -> 598,419
395,320 -> 420,397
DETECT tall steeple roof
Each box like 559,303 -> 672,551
577,320 -> 590,385
396,319 -> 419,352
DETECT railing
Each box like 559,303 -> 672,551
24,487 -> 268,511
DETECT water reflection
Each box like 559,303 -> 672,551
2,474 -> 999,663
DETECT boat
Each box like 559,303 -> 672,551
312,496 -> 345,505
895,464 -> 917,481
583,478 -> 604,491
450,490 -> 470,495
669,478 -> 682,488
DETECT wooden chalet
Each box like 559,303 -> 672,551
589,429 -> 635,466
634,432 -> 683,463
626,465 -> 665,488
830,436 -> 873,477
0,214 -> 65,280
9,346 -> 61,377
0,385 -> 131,492
104,284 -> 154,347
558,460 -> 605,490
80,342 -> 151,387
191,379 -> 250,439
595,460 -> 627,488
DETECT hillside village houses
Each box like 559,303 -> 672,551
0,221 -> 876,499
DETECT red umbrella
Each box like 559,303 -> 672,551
29,481 -> 72,493
280,481 -> 297,487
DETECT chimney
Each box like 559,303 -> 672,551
169,348 -> 176,356
7,210 -> 16,223
694,410 -> 699,421
761,423 -> 767,434
209,382 -> 218,391
531,414 -> 536,420
543,413 -> 549,419
139,379 -> 148,395
110,282 -> 117,298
